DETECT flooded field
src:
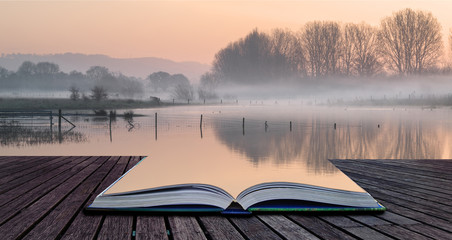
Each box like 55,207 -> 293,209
1,105 -> 452,173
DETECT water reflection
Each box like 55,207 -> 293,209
210,108 -> 451,172
0,123 -> 86,147
1,106 -> 451,172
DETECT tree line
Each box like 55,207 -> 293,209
201,8 -> 452,92
0,62 -> 145,98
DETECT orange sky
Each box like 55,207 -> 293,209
0,1 -> 451,64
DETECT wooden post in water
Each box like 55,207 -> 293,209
334,123 -> 336,130
109,111 -> 113,142
290,121 -> 292,132
188,99 -> 190,104
204,99 -> 205,104
49,111 -> 53,140
242,117 -> 245,135
265,121 -> 268,132
155,112 -> 158,140
58,109 -> 62,143
200,115 -> 203,139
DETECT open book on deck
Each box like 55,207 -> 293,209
86,157 -> 385,214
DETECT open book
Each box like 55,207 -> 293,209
86,158 -> 385,214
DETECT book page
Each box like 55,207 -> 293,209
104,128 -> 365,198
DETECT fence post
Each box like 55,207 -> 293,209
290,121 -> 292,132
242,117 -> 245,135
155,112 -> 158,140
200,114 -> 203,128
109,111 -> 113,142
58,109 -> 62,143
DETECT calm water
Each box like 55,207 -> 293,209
1,105 -> 452,174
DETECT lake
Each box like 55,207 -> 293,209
1,104 -> 451,175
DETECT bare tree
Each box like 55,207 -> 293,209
301,21 -> 342,78
343,23 -> 382,77
172,83 -> 194,101
198,72 -> 219,100
379,8 -> 443,75
271,28 -> 306,77
69,86 -> 80,101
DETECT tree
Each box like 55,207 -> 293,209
90,86 -> 108,101
212,28 -> 302,84
342,23 -> 382,77
198,72 -> 219,100
148,71 -> 172,91
271,28 -> 306,77
35,62 -> 59,75
301,21 -> 342,78
172,82 -> 194,101
379,8 -> 443,75
17,61 -> 36,76
148,72 -> 190,92
69,86 -> 80,101
86,66 -> 110,81
0,66 -> 11,79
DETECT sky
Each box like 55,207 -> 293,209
0,0 -> 451,65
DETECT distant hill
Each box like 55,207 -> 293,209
0,53 -> 210,82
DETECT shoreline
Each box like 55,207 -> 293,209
0,97 -> 451,111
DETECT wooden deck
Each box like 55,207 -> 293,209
0,156 -> 451,240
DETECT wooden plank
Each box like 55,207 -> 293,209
347,176 -> 452,220
0,156 -> 37,167
60,156 -> 129,240
258,215 -> 319,240
370,225 -> 433,240
136,216 -> 169,240
198,216 -> 244,240
319,216 -> 392,240
0,156 -> 91,224
341,171 -> 452,212
0,156 -> 70,185
229,216 -> 282,240
332,160 -> 452,193
0,156 -> 87,206
338,169 -> 451,206
371,211 -> 452,239
0,156 -> 57,178
348,160 -> 452,182
347,215 -> 430,240
0,156 -> 107,240
287,215 -> 356,240
332,162 -> 451,197
375,212 -> 419,225
375,199 -> 452,233
404,224 -> 452,239
168,216 -> 207,240
0,156 -> 71,193
97,216 -> 134,240
357,159 -> 452,179
369,159 -> 452,172
22,156 -> 119,240
349,214 -> 410,226
338,166 -> 451,201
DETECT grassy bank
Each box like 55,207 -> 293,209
0,98 -> 169,111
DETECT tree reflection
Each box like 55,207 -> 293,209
0,122 -> 86,147
212,115 -> 447,173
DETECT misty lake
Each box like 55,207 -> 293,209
1,104 -> 451,173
